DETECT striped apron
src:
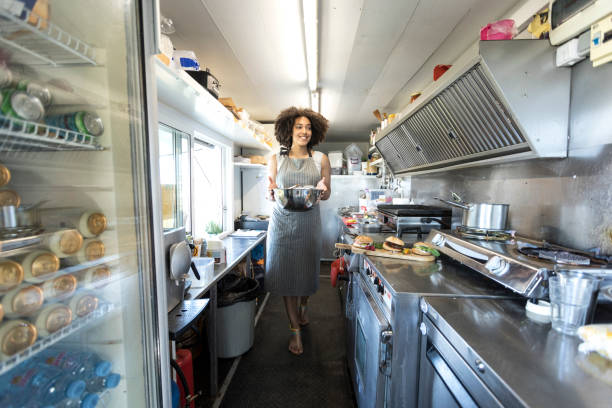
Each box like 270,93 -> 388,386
265,153 -> 321,296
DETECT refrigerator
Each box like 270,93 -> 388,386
0,0 -> 171,407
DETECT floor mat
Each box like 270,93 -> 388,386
219,272 -> 355,408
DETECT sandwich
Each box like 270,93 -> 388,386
383,236 -> 404,253
411,242 -> 440,257
353,235 -> 374,249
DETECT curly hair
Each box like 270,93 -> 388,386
274,107 -> 329,152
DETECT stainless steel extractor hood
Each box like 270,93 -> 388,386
376,40 -> 571,175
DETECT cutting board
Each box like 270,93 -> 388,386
335,243 -> 435,262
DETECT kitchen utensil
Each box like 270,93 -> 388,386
169,241 -> 192,280
0,206 -> 17,228
274,187 -> 322,211
335,243 -> 435,262
549,270 -> 602,335
435,193 -> 509,230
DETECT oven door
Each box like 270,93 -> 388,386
418,316 -> 503,408
353,273 -> 392,408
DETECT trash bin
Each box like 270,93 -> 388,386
216,273 -> 260,358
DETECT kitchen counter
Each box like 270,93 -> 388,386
186,232 -> 267,299
423,296 -> 612,407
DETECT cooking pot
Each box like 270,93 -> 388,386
435,193 -> 509,230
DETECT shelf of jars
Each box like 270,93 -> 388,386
0,3 -> 97,66
0,302 -> 117,375
155,58 -> 272,151
0,115 -> 103,152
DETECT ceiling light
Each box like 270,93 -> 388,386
302,0 -> 318,92
310,90 -> 320,113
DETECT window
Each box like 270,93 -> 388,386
159,124 -> 191,231
192,137 -> 226,237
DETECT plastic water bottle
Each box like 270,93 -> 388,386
37,348 -> 112,379
0,362 -> 85,406
28,364 -> 86,405
55,393 -> 100,408
85,372 -> 121,393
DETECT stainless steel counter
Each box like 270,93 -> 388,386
186,233 -> 267,299
422,296 -> 612,407
184,232 -> 266,396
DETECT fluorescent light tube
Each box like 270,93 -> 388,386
302,0 -> 318,92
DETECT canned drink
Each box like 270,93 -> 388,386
76,238 -> 105,263
1,90 -> 45,121
79,211 -> 107,237
77,265 -> 112,289
40,273 -> 77,301
0,189 -> 20,207
0,164 -> 11,187
68,292 -> 99,318
31,303 -> 73,337
45,229 -> 84,258
18,250 -> 61,283
0,258 -> 24,293
0,320 -> 37,360
45,111 -> 103,136
2,284 -> 44,317
17,80 -> 52,107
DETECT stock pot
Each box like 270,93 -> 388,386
436,193 -> 509,230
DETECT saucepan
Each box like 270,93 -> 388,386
435,192 -> 509,230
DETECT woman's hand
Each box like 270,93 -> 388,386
315,177 -> 328,203
267,176 -> 278,201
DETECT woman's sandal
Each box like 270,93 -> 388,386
298,303 -> 309,326
288,326 -> 303,355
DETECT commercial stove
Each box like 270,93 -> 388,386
376,204 -> 451,238
425,229 -> 612,299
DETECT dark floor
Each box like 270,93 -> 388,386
219,263 -> 356,408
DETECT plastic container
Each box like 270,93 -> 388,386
85,372 -> 121,393
216,274 -> 260,358
205,237 -> 226,264
344,144 -> 363,175
39,348 -> 112,380
549,271 -> 602,335
328,151 -> 343,168
480,19 -> 516,40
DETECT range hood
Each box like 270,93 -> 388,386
375,40 -> 571,175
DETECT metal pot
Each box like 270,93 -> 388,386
435,194 -> 509,230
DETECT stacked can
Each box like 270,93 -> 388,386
45,111 -> 104,141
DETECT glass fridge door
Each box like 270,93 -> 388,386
0,1 -> 168,407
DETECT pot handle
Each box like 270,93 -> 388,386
434,197 -> 470,210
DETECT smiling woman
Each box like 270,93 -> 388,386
265,106 -> 331,356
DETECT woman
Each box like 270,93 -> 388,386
265,106 -> 331,355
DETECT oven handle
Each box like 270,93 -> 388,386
426,347 -> 478,408
379,330 -> 393,377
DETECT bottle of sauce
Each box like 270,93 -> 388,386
0,319 -> 37,360
17,250 -> 60,283
30,303 -> 73,337
68,292 -> 99,318
0,258 -> 24,293
40,274 -> 77,302
2,284 -> 44,317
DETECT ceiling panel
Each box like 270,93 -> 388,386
160,0 -> 525,142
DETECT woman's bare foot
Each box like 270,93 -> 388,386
298,303 -> 309,326
289,327 -> 303,355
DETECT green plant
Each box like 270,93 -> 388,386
205,221 -> 222,235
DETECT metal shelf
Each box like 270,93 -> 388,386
0,303 -> 116,376
0,115 -> 103,152
0,6 -> 96,66
234,162 -> 266,169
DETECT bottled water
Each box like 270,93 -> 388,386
38,348 -> 112,379
85,372 -> 121,392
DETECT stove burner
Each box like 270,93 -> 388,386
456,226 -> 513,241
517,246 -> 592,265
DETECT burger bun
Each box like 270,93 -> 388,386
412,242 -> 432,256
